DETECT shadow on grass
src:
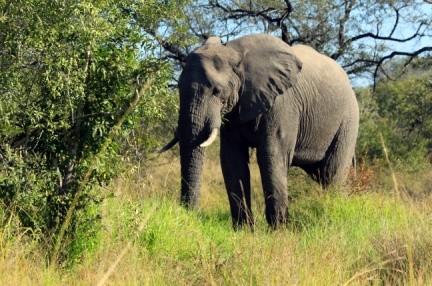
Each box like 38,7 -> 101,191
194,198 -> 326,233
197,210 -> 232,226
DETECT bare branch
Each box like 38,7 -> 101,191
373,47 -> 432,89
389,6 -> 402,37
208,1 -> 281,24
144,29 -> 188,65
332,0 -> 355,59
347,23 -> 426,44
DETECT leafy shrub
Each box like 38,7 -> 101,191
0,0 -> 184,263
356,71 -> 431,169
375,74 -> 432,154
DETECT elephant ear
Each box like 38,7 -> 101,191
239,47 -> 302,122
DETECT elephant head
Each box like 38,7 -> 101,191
160,35 -> 303,208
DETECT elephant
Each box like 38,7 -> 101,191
160,34 -> 359,229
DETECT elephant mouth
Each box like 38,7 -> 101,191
158,127 -> 219,152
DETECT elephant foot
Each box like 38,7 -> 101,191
266,207 -> 288,230
232,213 -> 255,231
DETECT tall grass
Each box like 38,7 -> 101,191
1,146 -> 432,285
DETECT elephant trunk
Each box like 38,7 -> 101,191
178,96 -> 222,208
179,144 -> 204,208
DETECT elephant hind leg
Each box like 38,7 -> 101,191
311,120 -> 358,188
302,162 -> 324,185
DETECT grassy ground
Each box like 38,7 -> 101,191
1,148 -> 432,285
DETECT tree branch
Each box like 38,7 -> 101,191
144,29 -> 188,65
373,47 -> 432,89
347,22 -> 425,44
332,0 -> 354,59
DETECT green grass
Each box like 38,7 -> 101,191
1,153 -> 432,285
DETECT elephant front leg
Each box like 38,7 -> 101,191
257,145 -> 290,229
220,133 -> 253,230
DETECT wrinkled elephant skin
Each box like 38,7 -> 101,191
161,34 -> 359,229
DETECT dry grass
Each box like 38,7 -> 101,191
1,146 -> 432,285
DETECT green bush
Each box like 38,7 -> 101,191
375,74 -> 432,152
356,70 -> 431,169
0,0 -> 186,263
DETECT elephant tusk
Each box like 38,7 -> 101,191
200,128 -> 218,148
158,137 -> 179,153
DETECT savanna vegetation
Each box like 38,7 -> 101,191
1,0 -> 431,285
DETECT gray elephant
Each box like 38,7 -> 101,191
160,34 -> 359,229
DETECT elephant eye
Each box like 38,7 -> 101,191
213,86 -> 221,96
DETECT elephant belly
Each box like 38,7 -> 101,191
292,149 -> 326,166
291,121 -> 341,166
290,95 -> 347,167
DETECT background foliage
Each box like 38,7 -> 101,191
147,0 -> 432,84
0,0 -> 187,261
356,59 -> 432,167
